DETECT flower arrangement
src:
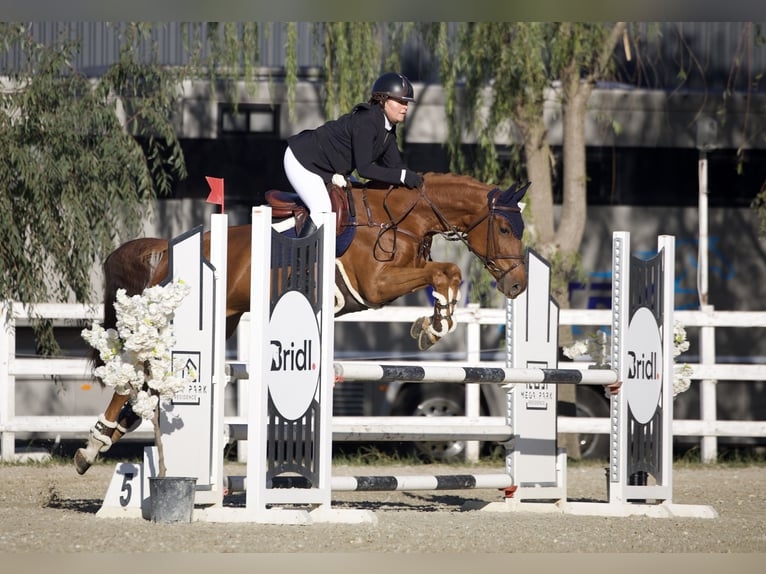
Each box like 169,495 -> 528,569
82,280 -> 193,477
563,320 -> 693,398
671,321 -> 693,397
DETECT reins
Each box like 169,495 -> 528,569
356,184 -> 424,261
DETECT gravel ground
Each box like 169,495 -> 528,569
0,458 -> 764,556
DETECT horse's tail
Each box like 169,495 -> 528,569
94,238 -> 169,365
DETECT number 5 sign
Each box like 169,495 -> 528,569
96,462 -> 143,518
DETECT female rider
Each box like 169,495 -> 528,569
284,72 -> 423,236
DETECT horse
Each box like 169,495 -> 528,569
73,172 -> 529,474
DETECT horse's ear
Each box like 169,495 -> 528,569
506,181 -> 531,204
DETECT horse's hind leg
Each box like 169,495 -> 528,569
74,392 -> 131,475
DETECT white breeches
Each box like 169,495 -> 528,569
283,147 -> 332,216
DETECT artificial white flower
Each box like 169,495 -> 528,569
564,320 -> 692,398
562,339 -> 589,360
131,390 -> 158,419
81,279 -> 192,419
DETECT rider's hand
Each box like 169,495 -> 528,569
332,173 -> 347,188
403,170 -> 423,189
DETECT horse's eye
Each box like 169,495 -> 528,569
498,225 -> 511,235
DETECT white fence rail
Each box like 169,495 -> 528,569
2,302 -> 766,462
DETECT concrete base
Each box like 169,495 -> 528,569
95,506 -> 144,519
196,505 -> 378,524
467,499 -> 718,518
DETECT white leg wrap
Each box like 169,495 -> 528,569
98,414 -> 118,428
432,290 -> 448,306
427,317 -> 457,338
90,415 -> 117,453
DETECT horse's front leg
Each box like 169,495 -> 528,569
351,261 -> 462,350
74,392 -> 133,475
377,261 -> 460,351
409,262 -> 461,350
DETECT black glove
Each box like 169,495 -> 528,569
403,170 -> 423,189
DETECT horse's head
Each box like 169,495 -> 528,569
467,180 -> 529,299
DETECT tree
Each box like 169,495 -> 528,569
429,22 -> 627,304
0,22 -> 415,352
427,22 -> 627,458
0,22 -> 187,350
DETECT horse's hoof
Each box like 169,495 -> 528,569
410,318 -> 424,340
418,331 -> 436,351
73,449 -> 93,475
411,317 -> 431,341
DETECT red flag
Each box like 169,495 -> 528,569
205,176 -> 224,213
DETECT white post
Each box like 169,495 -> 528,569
316,211 -> 337,498
209,213 -> 228,507
245,206 -> 273,520
235,316 -> 249,463
0,305 -> 15,461
659,234 -> 676,496
609,231 -> 630,496
465,303 -> 481,462
697,128 -> 718,463
700,305 -> 718,462
698,153 -> 709,308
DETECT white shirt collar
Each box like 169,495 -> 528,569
384,116 -> 393,131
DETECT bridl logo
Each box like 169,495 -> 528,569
627,350 -> 660,380
270,339 -> 315,372
623,307 -> 663,424
267,291 -> 321,421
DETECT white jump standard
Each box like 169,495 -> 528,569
97,207 -> 717,521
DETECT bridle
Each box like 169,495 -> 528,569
429,186 -> 525,283
361,183 -> 525,281
470,187 -> 526,282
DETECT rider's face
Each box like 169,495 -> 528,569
383,97 -> 409,125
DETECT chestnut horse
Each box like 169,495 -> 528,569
74,172 -> 528,474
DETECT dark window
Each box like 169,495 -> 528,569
218,104 -> 279,138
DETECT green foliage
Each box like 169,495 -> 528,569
312,22 -> 411,120
426,23 -> 627,302
751,181 -> 766,235
0,22 -> 186,351
428,22 -> 551,184
183,22 -> 261,103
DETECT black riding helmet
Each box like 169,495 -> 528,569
371,72 -> 415,103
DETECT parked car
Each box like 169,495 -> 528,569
331,377 -> 611,461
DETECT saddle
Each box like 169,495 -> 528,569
265,179 -> 354,237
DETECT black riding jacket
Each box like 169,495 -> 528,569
287,103 -> 405,185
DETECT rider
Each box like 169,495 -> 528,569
283,71 -> 423,236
